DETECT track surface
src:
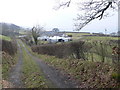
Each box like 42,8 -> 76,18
8,41 -> 23,88
8,40 -> 78,88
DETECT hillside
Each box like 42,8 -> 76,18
0,22 -> 21,36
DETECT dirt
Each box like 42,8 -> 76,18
2,80 -> 13,88
20,40 -> 79,88
7,41 -> 23,88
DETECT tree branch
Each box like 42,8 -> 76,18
56,0 -> 117,30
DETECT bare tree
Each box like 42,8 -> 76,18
56,0 -> 118,30
31,25 -> 44,45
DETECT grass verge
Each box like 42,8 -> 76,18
33,54 -> 120,88
18,40 -> 52,88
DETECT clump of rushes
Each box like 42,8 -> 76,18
21,44 -> 50,88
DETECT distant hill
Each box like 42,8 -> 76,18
0,22 -> 21,36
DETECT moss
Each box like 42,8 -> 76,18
112,72 -> 120,82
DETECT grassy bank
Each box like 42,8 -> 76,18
18,40 -> 52,88
2,39 -> 18,80
2,51 -> 18,80
37,54 -> 120,87
0,35 -> 11,41
36,54 -> 120,87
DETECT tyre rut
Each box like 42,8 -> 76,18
8,41 -> 23,88
20,40 -> 78,88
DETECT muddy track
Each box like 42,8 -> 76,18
20,40 -> 78,88
8,41 -> 23,88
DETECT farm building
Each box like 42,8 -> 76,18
37,28 -> 72,43
38,36 -> 72,43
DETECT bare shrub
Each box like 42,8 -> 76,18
31,41 -> 90,59
91,41 -> 109,62
69,41 -> 86,59
1,39 -> 17,56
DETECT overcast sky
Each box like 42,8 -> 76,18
0,0 -> 118,33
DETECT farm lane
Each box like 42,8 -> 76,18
8,41 -> 23,88
19,40 -> 78,88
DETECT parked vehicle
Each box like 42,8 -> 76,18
38,36 -> 72,43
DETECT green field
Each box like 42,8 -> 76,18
19,31 -> 28,35
66,32 -> 91,36
81,36 -> 119,41
66,32 -> 119,41
0,35 -> 11,41
66,32 -> 91,40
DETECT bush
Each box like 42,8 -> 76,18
31,41 -> 90,59
1,39 -> 17,55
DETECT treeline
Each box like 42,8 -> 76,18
0,23 -> 20,36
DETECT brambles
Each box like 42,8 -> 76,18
112,46 -> 120,62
